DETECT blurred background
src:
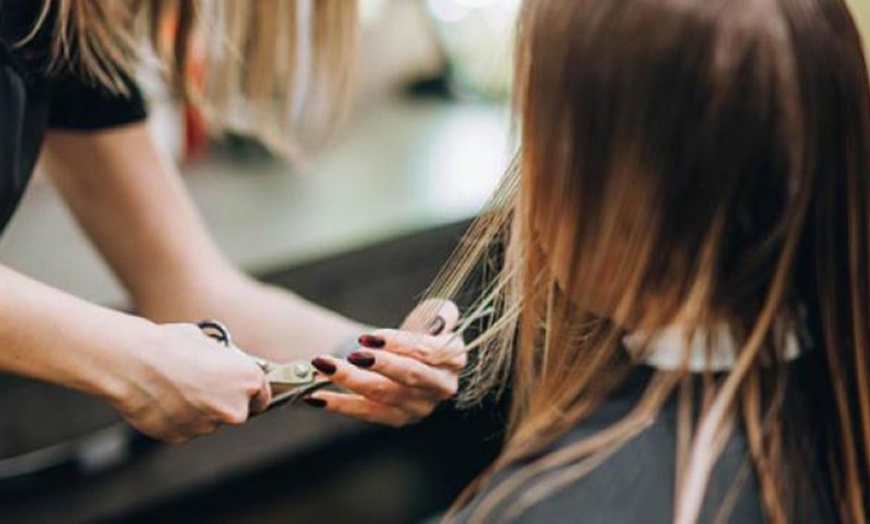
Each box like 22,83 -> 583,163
0,1 -> 868,523
0,0 -> 520,308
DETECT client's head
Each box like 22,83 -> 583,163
432,0 -> 870,522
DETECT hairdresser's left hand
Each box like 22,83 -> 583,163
305,299 -> 467,427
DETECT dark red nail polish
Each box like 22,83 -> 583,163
311,357 -> 336,375
348,351 -> 375,368
303,397 -> 326,408
358,334 -> 386,349
427,316 -> 447,335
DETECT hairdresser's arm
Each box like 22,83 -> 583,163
0,264 -> 270,442
42,123 -> 464,426
42,123 -> 362,361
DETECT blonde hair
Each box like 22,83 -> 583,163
28,0 -> 358,156
417,0 -> 870,522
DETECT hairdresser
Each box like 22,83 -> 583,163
0,0 -> 465,442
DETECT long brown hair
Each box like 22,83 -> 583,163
23,0 -> 358,156
421,0 -> 870,522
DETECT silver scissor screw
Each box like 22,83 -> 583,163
293,363 -> 312,378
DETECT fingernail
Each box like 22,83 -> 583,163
348,351 -> 375,368
427,315 -> 447,335
303,397 -> 326,408
358,334 -> 386,349
311,357 -> 336,375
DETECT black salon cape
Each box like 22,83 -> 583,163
450,357 -> 838,524
0,0 -> 147,233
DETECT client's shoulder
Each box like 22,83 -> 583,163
451,383 -> 765,524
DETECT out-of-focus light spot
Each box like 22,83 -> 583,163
428,0 -> 521,99
453,0 -> 498,7
427,0 -> 472,23
420,108 -> 510,217
495,0 -> 523,17
360,0 -> 389,25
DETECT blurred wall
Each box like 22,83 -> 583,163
847,0 -> 870,61
356,1 -> 442,102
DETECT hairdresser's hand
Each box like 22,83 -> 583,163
106,322 -> 271,443
305,300 -> 467,427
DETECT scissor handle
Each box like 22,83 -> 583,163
197,319 -> 270,369
196,319 -> 330,412
197,320 -> 233,346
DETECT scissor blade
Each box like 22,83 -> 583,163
265,380 -> 333,412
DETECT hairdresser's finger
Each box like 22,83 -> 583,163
360,329 -> 467,371
311,356 -> 435,416
249,372 -> 273,415
400,299 -> 460,335
303,391 -> 423,428
425,333 -> 467,371
441,334 -> 468,369
346,348 -> 458,401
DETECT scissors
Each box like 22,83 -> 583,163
197,320 -> 332,412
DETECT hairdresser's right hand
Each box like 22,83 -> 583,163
104,323 -> 271,443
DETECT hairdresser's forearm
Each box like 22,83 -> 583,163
0,264 -> 146,401
42,123 -> 360,360
42,124 -> 233,304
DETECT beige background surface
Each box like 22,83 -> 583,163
848,0 -> 870,60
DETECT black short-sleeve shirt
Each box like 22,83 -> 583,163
0,0 -> 147,232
